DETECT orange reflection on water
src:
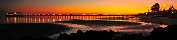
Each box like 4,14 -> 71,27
55,22 -> 154,34
7,16 -> 126,23
6,16 -> 168,34
160,24 -> 168,28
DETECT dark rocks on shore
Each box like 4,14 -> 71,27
1,23 -> 177,40
150,24 -> 177,40
56,24 -> 177,40
0,23 -> 69,40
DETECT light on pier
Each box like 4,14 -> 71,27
53,14 -> 56,15
172,12 -> 174,14
82,14 -> 85,15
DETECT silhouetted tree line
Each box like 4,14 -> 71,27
1,24 -> 177,40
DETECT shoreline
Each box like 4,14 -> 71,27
138,15 -> 177,25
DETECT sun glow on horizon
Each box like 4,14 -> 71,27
2,0 -> 177,14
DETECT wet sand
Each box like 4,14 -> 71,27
56,19 -> 141,27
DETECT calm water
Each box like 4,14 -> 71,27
6,16 -> 167,34
6,16 -> 132,23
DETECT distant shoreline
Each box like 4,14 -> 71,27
138,15 -> 177,25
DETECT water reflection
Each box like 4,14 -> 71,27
55,22 -> 159,34
6,16 -> 132,23
6,16 -> 168,34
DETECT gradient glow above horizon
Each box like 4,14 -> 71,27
0,0 -> 177,14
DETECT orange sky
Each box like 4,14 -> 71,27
1,0 -> 177,14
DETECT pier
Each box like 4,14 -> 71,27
6,14 -> 136,17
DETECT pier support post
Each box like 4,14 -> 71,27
0,10 -> 7,24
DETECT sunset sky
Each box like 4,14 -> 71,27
0,0 -> 177,14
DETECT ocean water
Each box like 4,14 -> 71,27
5,16 -> 167,34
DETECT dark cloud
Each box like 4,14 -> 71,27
0,0 -> 23,5
0,0 -> 103,9
0,0 -> 24,10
